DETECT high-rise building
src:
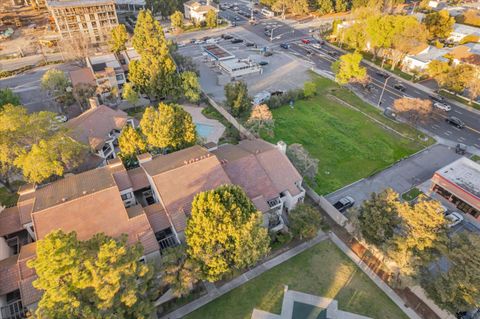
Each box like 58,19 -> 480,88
46,0 -> 118,44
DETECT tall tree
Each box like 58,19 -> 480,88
393,97 -> 432,126
316,0 -> 334,14
342,22 -> 368,51
445,64 -> 475,94
291,0 -> 309,15
335,0 -> 348,12
332,52 -> 368,85
425,60 -> 451,87
390,16 -> 428,70
288,204 -> 323,240
28,230 -> 158,319
118,126 -> 147,159
0,88 -> 20,108
129,10 -> 178,100
205,9 -> 218,28
161,245 -> 201,298
139,103 -> 197,151
365,14 -> 395,61
180,71 -> 201,103
272,0 -> 288,19
41,69 -> 73,113
466,67 -> 480,104
170,10 -> 184,31
0,104 -> 84,186
72,83 -> 97,111
356,189 -> 401,246
423,233 -> 480,313
185,185 -> 270,282
246,104 -> 274,137
286,143 -> 318,182
109,24 -> 129,53
225,81 -> 251,117
122,83 -> 140,106
424,10 -> 455,40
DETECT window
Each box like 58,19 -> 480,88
115,73 -> 124,81
121,193 -> 132,201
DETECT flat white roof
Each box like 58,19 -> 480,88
436,157 -> 480,198
219,59 -> 259,71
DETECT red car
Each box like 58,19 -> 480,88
301,38 -> 310,44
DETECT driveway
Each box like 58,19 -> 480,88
326,144 -> 463,212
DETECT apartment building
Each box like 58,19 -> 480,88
46,0 -> 118,44
0,139 -> 305,318
184,0 -> 219,23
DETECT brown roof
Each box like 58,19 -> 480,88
66,105 -> 128,150
19,276 -> 42,306
144,203 -> 171,233
69,68 -> 96,87
128,167 -> 150,191
251,195 -> 270,213
0,255 -> 20,295
126,204 -> 144,219
0,206 -> 23,237
113,170 -> 132,191
145,151 -> 231,232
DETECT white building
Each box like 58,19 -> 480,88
448,23 -> 480,43
184,0 -> 219,23
403,45 -> 450,71
219,59 -> 263,78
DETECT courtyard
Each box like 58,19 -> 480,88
184,240 -> 409,319
263,75 -> 433,195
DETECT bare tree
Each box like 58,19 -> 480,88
393,97 -> 432,126
59,33 -> 93,66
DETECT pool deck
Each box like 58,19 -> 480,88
182,105 -> 225,144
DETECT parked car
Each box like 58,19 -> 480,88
54,115 -> 68,123
221,34 -> 233,40
264,51 -> 273,57
231,38 -> 244,43
270,90 -> 284,96
375,71 -> 389,79
445,116 -> 465,128
312,43 -> 322,49
305,50 -> 313,56
245,42 -> 255,47
434,102 -> 451,112
327,50 -> 337,57
429,94 -> 445,103
280,43 -> 290,49
301,38 -> 311,44
456,143 -> 467,155
446,212 -> 464,228
259,61 -> 269,66
333,196 -> 355,212
393,83 -> 406,92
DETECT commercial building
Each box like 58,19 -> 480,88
0,139 -> 305,317
431,157 -> 480,219
203,44 -> 263,79
46,0 -> 118,44
184,0 -> 219,23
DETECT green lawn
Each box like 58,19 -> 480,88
263,75 -> 431,194
401,187 -> 423,202
185,240 -> 409,319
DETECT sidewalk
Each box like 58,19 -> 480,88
159,232 -> 329,319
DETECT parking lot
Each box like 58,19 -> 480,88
177,29 -> 311,102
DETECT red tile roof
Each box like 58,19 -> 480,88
144,203 -> 171,232
0,255 -> 20,295
0,206 -> 23,237
127,167 -> 150,191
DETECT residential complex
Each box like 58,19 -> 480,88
184,0 -> 219,23
46,0 -> 118,44
0,139 -> 305,318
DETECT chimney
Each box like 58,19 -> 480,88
88,97 -> 100,109
276,141 -> 287,154
137,152 -> 153,164
107,157 -> 123,168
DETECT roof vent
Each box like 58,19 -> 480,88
61,197 -> 67,202
82,190 -> 87,195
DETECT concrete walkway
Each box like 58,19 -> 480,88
328,232 -> 421,319
159,232 -> 329,319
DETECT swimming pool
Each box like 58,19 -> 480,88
195,122 -> 215,139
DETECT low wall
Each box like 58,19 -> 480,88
305,185 -> 349,227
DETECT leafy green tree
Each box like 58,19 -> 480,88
445,64 -> 475,94
118,126 -> 147,159
28,230 -> 158,319
272,0 -> 288,19
423,233 -> 480,313
335,0 -> 348,12
425,60 -> 451,87
303,81 -> 317,98
72,83 -> 97,111
286,143 -> 318,182
342,21 -> 367,50
390,16 -> 429,70
225,81 -> 251,117
109,24 -> 129,53
139,103 -> 197,151
365,14 -> 395,61
0,104 -> 84,186
332,52 -> 367,85
388,196 -> 448,277
0,88 -> 20,108
41,69 -> 73,112
161,245 -> 201,298
291,0 -> 309,15
185,185 -> 270,282
205,9 -> 218,28
180,71 -> 201,103
122,83 -> 140,107
170,10 -> 184,31
316,0 -> 334,14
289,204 -> 322,240
356,189 -> 401,246
129,10 -> 178,100
424,10 -> 455,40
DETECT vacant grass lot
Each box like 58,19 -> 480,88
263,75 -> 432,194
185,240 -> 409,319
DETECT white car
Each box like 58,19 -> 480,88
54,115 -> 68,123
434,102 -> 452,112
446,212 -> 464,228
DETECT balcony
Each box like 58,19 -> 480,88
0,300 -> 26,319
158,235 -> 178,255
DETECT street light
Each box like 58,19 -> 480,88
270,25 -> 281,41
377,75 -> 391,108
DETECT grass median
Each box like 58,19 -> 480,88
185,240 -> 409,319
263,74 -> 433,195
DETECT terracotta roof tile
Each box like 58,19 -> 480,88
0,255 -> 20,295
127,167 -> 150,191
69,68 -> 96,87
0,206 -> 23,237
144,203 -> 171,233
19,276 -> 42,306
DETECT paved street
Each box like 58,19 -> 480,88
325,144 -> 463,210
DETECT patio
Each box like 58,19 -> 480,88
182,105 -> 225,144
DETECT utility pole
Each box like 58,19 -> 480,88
377,75 -> 391,108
